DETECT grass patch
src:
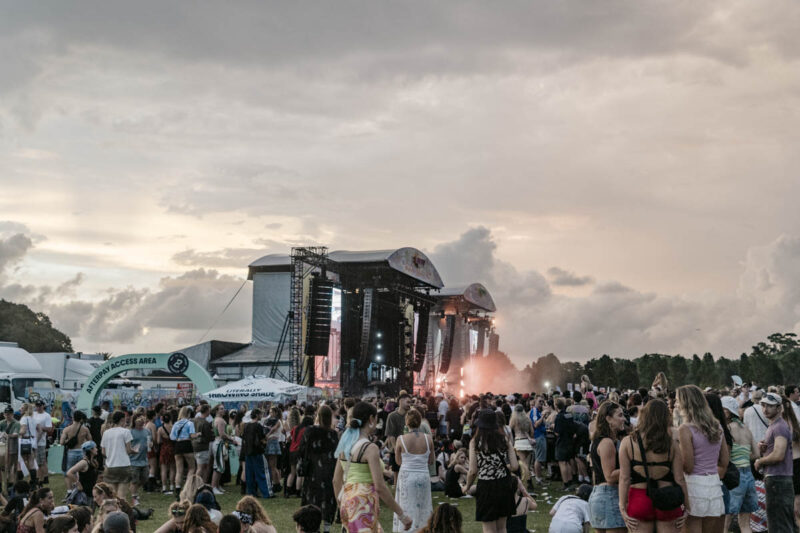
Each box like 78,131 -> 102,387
48,475 -> 569,532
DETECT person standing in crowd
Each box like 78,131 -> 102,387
385,392 -> 412,484
778,395 -> 800,527
88,406 -> 105,471
465,409 -> 519,533
554,397 -> 577,489
171,406 -> 199,494
786,385 -> 800,422
587,401 -> 626,533
446,399 -> 463,442
298,405 -> 338,533
129,415 -> 151,506
744,390 -> 768,444
145,409 -> 159,493
158,412 -> 176,495
242,409 -> 271,499
0,405 -> 20,495
392,409 -> 433,532
437,392 -> 449,438
754,392 -> 798,532
101,411 -> 134,500
211,407 -> 235,496
262,406 -> 283,495
721,396 -> 759,533
60,410 -> 91,474
19,403 -> 38,488
333,401 -> 413,532
509,405 -> 534,488
677,385 -> 728,533
529,396 -> 548,485
193,405 -> 214,484
619,399 -> 688,532
31,401 -> 53,486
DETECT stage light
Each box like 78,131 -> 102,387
376,344 -> 382,349
544,381 -> 551,389
376,355 -> 382,361
376,332 -> 383,338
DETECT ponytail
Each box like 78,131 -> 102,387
21,488 -> 51,519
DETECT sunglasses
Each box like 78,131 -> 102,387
172,508 -> 187,517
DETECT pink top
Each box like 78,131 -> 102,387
688,424 -> 721,475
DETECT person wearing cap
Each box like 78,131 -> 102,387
721,395 -> 759,533
65,439 -> 99,504
753,392 -> 797,532
32,400 -> 53,485
743,389 -> 769,444
104,510 -> 131,533
0,404 -> 20,494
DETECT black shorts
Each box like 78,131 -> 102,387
389,451 -> 400,473
793,458 -> 800,495
554,441 -> 573,462
175,440 -> 193,455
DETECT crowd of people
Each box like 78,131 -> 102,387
0,374 -> 799,533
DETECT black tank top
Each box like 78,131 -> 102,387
590,437 -> 619,484
78,460 -> 97,493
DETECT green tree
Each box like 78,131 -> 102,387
688,354 -> 702,384
615,358 -> 640,389
561,361 -> 584,389
715,357 -> 738,388
585,355 -> 617,389
668,355 -> 689,387
700,353 -> 716,387
0,300 -> 72,352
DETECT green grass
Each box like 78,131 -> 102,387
48,475 -> 569,533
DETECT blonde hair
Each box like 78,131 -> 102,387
179,406 -> 192,420
180,475 -> 205,503
510,409 -> 532,434
448,448 -> 467,468
235,496 -> 273,526
677,385 -> 722,443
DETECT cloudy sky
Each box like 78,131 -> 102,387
2,1 -> 800,366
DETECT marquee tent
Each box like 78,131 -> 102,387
200,376 -> 308,402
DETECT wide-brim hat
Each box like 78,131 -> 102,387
476,409 -> 498,430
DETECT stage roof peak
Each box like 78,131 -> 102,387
436,282 -> 496,312
328,247 -> 443,289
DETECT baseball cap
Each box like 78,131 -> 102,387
81,441 -> 97,453
34,399 -> 45,406
761,392 -> 781,406
103,511 -> 130,533
721,396 -> 739,415
3,406 -> 13,414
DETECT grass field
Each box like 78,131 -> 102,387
47,475 -> 570,532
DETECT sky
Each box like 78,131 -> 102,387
2,1 -> 800,367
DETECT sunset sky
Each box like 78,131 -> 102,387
2,1 -> 800,367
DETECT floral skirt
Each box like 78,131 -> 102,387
341,482 -> 383,533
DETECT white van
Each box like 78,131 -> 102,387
0,341 -> 58,411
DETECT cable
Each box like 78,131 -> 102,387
197,279 -> 247,344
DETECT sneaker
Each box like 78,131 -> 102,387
212,487 -> 224,495
162,489 -> 172,495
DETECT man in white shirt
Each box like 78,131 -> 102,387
31,400 -> 53,484
436,392 -> 449,436
101,411 -> 134,500
743,389 -> 769,444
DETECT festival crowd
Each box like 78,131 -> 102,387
0,373 -> 799,533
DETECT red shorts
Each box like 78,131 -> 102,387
627,487 -> 683,521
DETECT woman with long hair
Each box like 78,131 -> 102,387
465,409 -> 519,533
183,505 -> 217,533
333,401 -> 413,532
392,409 -> 433,532
509,405 -> 534,487
587,401 -> 626,533
720,396 -> 759,533
18,404 -> 38,488
171,407 -> 199,494
234,496 -> 277,533
677,385 -> 729,532
417,503 -> 463,533
444,448 -> 473,498
299,405 -> 338,532
158,412 -> 176,495
619,399 -> 688,532
16,488 -> 54,533
230,411 -> 245,493
263,407 -> 283,494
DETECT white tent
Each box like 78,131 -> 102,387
200,376 -> 308,402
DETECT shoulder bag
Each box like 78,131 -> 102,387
636,433 -> 684,511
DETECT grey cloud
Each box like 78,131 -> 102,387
0,233 -> 33,275
173,248 -> 267,268
547,267 -> 594,287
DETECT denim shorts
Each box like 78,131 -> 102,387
588,484 -> 625,529
266,439 -> 281,455
728,467 -> 758,514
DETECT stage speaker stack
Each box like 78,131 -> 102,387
412,305 -> 429,372
439,315 -> 456,374
488,332 -> 500,355
306,277 -> 335,356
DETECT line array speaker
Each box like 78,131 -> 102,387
439,315 -> 456,374
305,278 -> 334,356
412,304 -> 429,372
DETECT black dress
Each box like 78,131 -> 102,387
299,426 -> 339,523
475,449 -> 515,522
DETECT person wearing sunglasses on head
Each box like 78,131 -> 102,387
154,501 -> 191,533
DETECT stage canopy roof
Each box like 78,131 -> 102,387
435,282 -> 496,312
248,247 -> 444,289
